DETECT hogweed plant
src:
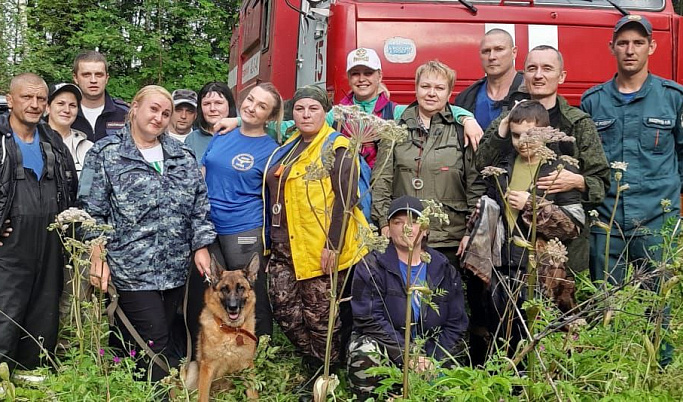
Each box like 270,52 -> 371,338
588,161 -> 631,325
47,208 -> 112,358
303,105 -> 408,401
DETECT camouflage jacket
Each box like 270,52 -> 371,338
475,95 -> 610,272
78,126 -> 216,291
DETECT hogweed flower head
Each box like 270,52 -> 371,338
481,166 -> 506,177
610,161 -> 628,171
331,104 -> 387,145
417,199 -> 449,230
358,224 -> 390,253
559,155 -> 580,169
544,238 -> 569,266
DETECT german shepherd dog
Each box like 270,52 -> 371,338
183,253 -> 260,401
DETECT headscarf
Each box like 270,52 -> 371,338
291,85 -> 331,112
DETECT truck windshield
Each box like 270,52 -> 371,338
397,0 -> 665,12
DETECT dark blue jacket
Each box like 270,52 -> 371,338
351,244 -> 468,363
72,91 -> 129,143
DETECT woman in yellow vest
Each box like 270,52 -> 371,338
263,86 -> 367,372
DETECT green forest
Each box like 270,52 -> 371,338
0,0 -> 239,99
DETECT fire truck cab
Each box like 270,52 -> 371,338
228,0 -> 683,105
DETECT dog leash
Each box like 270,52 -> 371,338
105,284 -> 171,374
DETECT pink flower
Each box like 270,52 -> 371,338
539,344 -> 545,352
99,349 -> 105,356
113,356 -> 121,364
148,340 -> 154,347
129,350 -> 137,357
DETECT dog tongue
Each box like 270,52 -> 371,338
229,313 -> 239,321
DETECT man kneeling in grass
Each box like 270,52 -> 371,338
346,195 -> 468,398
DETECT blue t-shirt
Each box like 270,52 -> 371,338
474,82 -> 503,130
13,130 -> 44,178
620,91 -> 637,103
399,260 -> 428,323
202,128 -> 278,235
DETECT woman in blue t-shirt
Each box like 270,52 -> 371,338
199,83 -> 282,337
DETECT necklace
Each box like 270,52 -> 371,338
271,140 -> 307,227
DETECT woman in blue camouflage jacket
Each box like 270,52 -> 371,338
78,85 -> 216,381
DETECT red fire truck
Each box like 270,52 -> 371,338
227,0 -> 682,105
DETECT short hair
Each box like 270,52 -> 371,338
196,82 -> 237,132
128,85 -> 173,122
508,100 -> 550,127
483,28 -> 515,47
415,60 -> 456,92
73,50 -> 109,74
9,73 -> 47,94
526,45 -> 564,70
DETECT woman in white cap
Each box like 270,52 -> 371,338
46,83 -> 93,176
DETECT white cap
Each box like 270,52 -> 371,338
346,48 -> 382,72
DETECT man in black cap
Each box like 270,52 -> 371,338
0,73 -> 78,370
346,195 -> 468,398
168,89 -> 198,143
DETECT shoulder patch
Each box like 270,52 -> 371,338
113,98 -> 130,111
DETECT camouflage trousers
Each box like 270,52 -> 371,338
346,334 -> 392,395
268,241 -> 346,362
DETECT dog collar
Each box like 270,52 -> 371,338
213,315 -> 258,346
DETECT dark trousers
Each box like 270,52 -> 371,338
0,170 -> 62,371
111,286 -> 184,382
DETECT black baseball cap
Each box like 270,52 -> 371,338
614,15 -> 653,36
48,83 -> 82,104
387,195 -> 424,220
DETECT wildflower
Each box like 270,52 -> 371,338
113,356 -> 121,364
525,126 -> 575,144
610,161 -> 628,171
129,349 -> 137,358
148,340 -> 154,347
559,155 -> 580,169
359,224 -> 390,253
481,166 -> 506,177
539,344 -> 545,352
618,183 -> 630,192
377,119 -> 409,144
419,199 -> 449,230
99,348 -> 105,356
661,199 -> 672,213
544,238 -> 569,265
420,251 -> 432,264
533,145 -> 557,163
588,210 -> 599,219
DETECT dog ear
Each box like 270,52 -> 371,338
209,253 -> 225,281
244,253 -> 260,284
